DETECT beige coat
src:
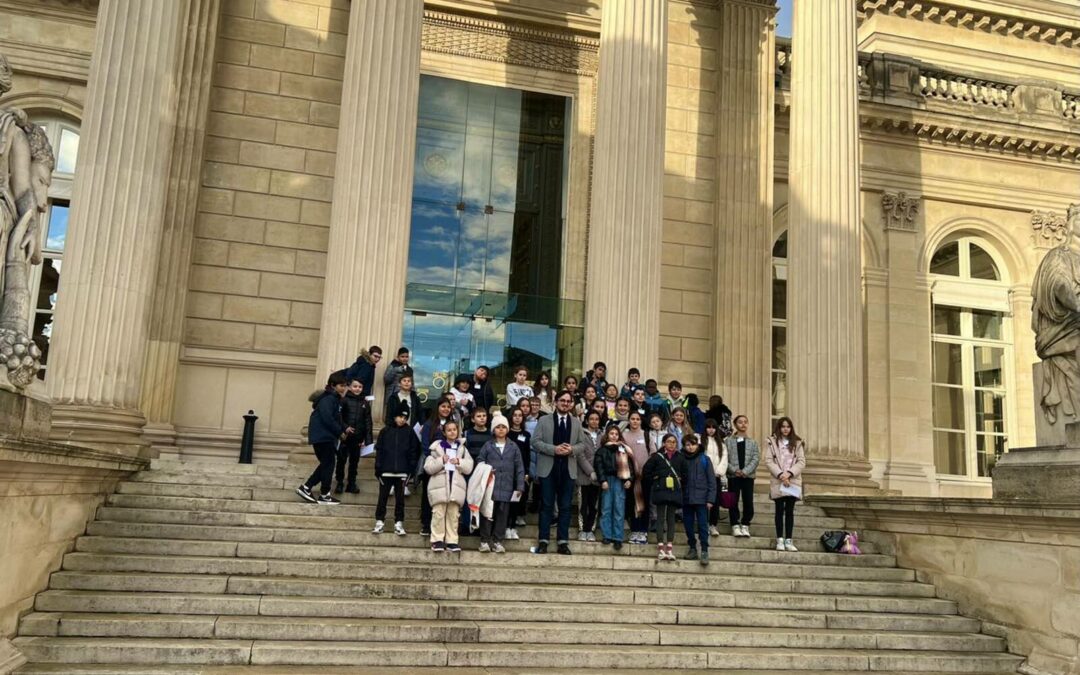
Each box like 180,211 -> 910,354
765,436 -> 806,501
424,440 -> 474,507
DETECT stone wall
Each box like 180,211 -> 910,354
817,496 -> 1080,674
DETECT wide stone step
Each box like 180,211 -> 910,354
90,507 -> 874,552
74,534 -> 897,569
33,590 -> 966,625
61,547 -> 912,583
11,637 -> 1025,670
18,613 -> 1003,653
105,492 -> 845,526
14,668 -> 1025,675
58,553 -> 928,596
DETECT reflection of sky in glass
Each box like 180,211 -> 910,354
57,129 -> 79,174
46,204 -> 68,251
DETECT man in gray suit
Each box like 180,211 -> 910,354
530,390 -> 587,554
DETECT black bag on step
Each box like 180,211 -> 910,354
820,530 -> 848,553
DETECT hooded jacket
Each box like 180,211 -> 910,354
307,389 -> 343,445
642,449 -> 683,506
338,350 -> 378,396
671,446 -> 717,506
424,440 -> 474,506
340,391 -> 373,445
383,358 -> 411,398
374,421 -> 421,477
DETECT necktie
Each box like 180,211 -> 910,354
559,416 -> 567,436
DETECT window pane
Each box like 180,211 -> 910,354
35,258 -> 60,311
46,202 -> 69,251
932,341 -> 962,385
771,371 -> 787,418
56,128 -> 79,174
976,434 -> 1007,478
772,232 -> 788,259
933,305 -> 961,336
975,390 -> 1005,434
930,241 -> 960,276
973,346 -> 1004,387
932,385 -> 964,430
772,326 -> 786,370
934,430 -> 966,475
969,243 -> 1000,281
972,310 -> 1003,341
771,267 -> 787,320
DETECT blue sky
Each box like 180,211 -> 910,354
777,0 -> 793,38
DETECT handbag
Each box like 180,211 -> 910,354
719,489 -> 737,510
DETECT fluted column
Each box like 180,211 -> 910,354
141,0 -> 221,452
46,0 -> 185,451
714,0 -> 776,429
314,0 -> 423,417
787,0 -> 876,491
584,0 -> 667,381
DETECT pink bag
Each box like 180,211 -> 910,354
839,531 -> 861,555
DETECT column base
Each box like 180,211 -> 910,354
0,387 -> 52,441
0,637 -> 26,675
803,455 -> 883,496
49,404 -> 149,458
142,422 -> 178,460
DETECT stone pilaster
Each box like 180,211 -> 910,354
584,0 -> 667,380
787,0 -> 877,493
314,0 -> 424,417
141,0 -> 221,454
714,0 -> 775,429
45,0 -> 185,452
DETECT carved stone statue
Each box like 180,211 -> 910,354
1031,203 -> 1080,427
0,54 -> 53,389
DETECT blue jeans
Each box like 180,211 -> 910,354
600,479 -> 626,543
539,458 -> 574,544
683,504 -> 709,552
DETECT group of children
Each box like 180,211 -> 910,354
300,359 -> 808,565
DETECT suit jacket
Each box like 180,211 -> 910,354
531,412 -> 588,480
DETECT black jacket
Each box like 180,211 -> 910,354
374,423 -> 421,477
509,427 -> 532,479
671,448 -> 717,506
593,443 -> 634,483
340,391 -> 373,445
384,390 -> 424,428
469,376 -> 496,413
307,389 -> 343,445
642,450 -> 683,506
337,350 -> 377,396
465,427 -> 492,458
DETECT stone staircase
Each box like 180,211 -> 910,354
12,459 -> 1022,673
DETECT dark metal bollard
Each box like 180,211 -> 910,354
239,410 -> 258,464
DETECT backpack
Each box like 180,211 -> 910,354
821,530 -> 850,553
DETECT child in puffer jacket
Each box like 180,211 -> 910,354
671,434 -> 717,566
424,420 -> 474,553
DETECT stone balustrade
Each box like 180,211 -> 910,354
919,71 -> 1015,108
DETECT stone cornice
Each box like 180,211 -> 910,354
0,0 -> 97,26
858,0 -> 1079,50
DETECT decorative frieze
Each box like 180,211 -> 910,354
421,10 -> 599,76
858,0 -> 1079,49
882,192 -> 920,231
1032,211 -> 1069,247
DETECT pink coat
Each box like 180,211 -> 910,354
765,436 -> 806,501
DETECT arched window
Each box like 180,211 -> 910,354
29,116 -> 79,380
929,237 -> 1010,479
771,231 -> 787,422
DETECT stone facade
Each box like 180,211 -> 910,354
0,0 -> 1077,492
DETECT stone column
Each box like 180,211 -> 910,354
714,0 -> 775,429
141,0 -> 221,454
45,0 -> 185,452
787,0 -> 876,492
314,0 -> 424,416
583,0 -> 667,380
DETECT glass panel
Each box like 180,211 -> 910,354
772,326 -> 786,370
772,232 -> 788,259
932,341 -> 962,385
968,243 -> 1000,281
932,385 -> 964,430
973,346 -> 1004,387
484,210 -> 512,293
413,125 -> 466,205
771,267 -> 787,320
972,310 -> 1003,341
933,305 -> 961,336
771,371 -> 787,418
976,434 -> 1007,478
35,258 -> 60,311
455,210 -> 487,290
401,313 -> 474,405
405,201 -> 460,296
56,128 -> 79,174
45,202 -> 69,251
930,241 -> 960,276
934,430 -> 966,475
974,390 -> 1005,434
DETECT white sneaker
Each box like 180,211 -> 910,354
515,516 -> 526,527
577,531 -> 589,541
372,520 -> 384,534
394,521 -> 406,536
505,528 -> 519,540
740,525 -> 751,538
709,525 -> 720,537
404,484 -> 411,496
587,532 -> 597,542
731,526 -> 741,537
492,542 -> 506,554
784,538 -> 799,552
479,542 -> 491,553
776,537 -> 786,551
